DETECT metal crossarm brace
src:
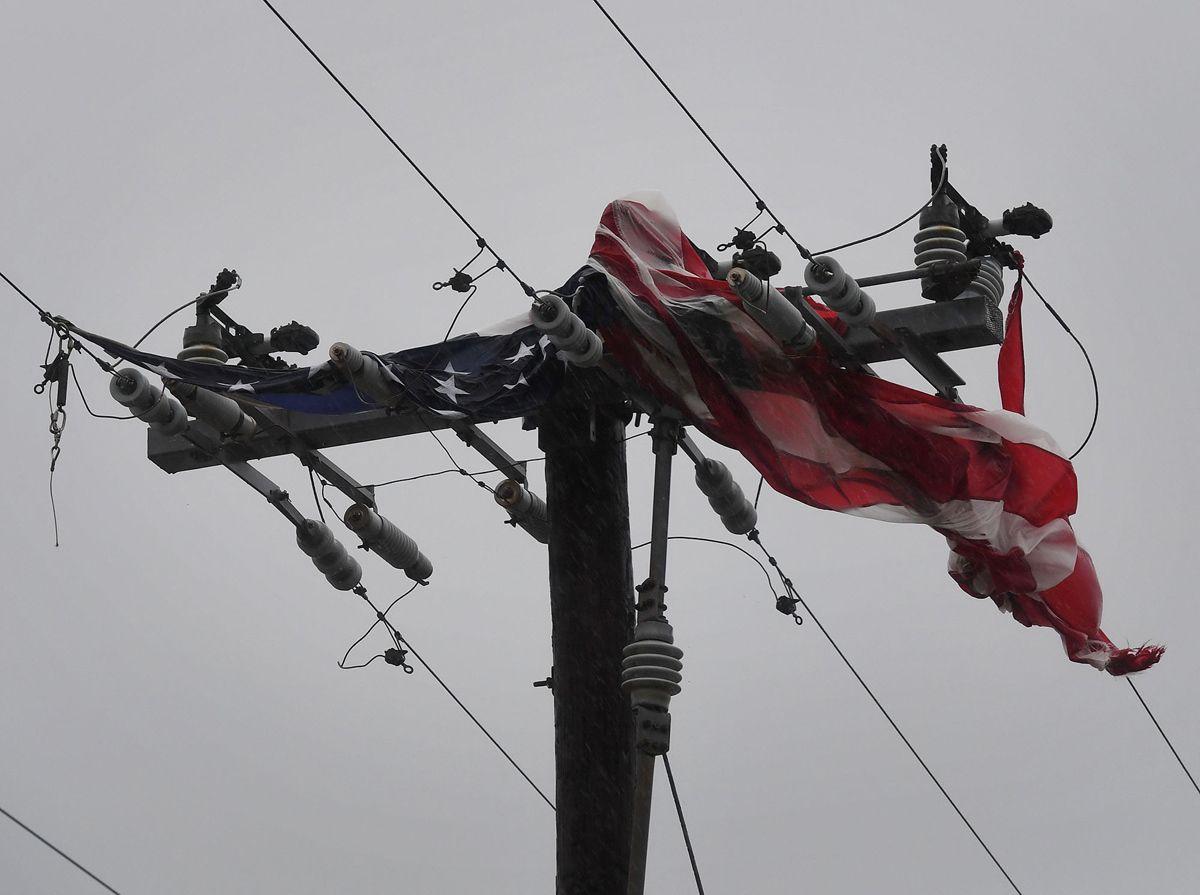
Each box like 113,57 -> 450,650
450,421 -> 528,485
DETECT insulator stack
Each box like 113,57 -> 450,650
803,256 -> 877,327
343,503 -> 433,582
962,257 -> 1005,306
494,479 -> 550,544
108,368 -> 188,436
167,381 -> 257,440
621,638 -> 683,709
725,268 -> 816,354
296,519 -> 362,591
913,197 -> 968,267
531,294 -> 604,366
329,342 -> 395,405
694,458 -> 758,535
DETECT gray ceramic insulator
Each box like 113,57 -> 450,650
803,256 -> 876,328
169,381 -> 257,440
295,519 -> 362,591
343,503 -> 433,582
494,479 -> 550,544
726,268 -> 816,353
694,458 -> 758,534
961,257 -> 1005,306
108,368 -> 188,436
329,342 -> 394,404
531,295 -> 604,367
620,637 -> 684,710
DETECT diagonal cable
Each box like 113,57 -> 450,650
1127,678 -> 1200,798
255,0 -> 537,298
0,803 -> 123,894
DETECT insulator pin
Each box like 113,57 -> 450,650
168,381 -> 257,440
694,458 -> 758,534
804,256 -> 877,327
296,519 -> 362,591
329,342 -> 395,405
108,368 -> 188,436
726,268 -> 816,354
494,479 -> 550,544
531,295 -> 604,366
343,503 -> 433,582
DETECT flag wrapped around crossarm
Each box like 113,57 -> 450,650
582,193 -> 1162,675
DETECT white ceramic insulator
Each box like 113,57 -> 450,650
169,382 -> 257,440
620,638 -> 684,710
694,458 -> 758,535
531,295 -> 604,367
726,268 -> 816,354
343,503 -> 433,582
109,368 -> 188,436
494,479 -> 550,544
803,256 -> 877,328
296,519 -> 362,591
913,224 -> 968,266
329,342 -> 394,404
968,258 -> 1005,305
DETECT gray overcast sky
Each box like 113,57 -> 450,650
2,1 -> 1197,892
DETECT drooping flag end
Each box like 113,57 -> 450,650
582,193 -> 1163,675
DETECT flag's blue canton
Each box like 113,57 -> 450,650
75,324 -> 563,422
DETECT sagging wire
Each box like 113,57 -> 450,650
746,528 -> 1025,895
365,432 -> 649,491
1021,269 -> 1099,460
630,534 -> 796,623
339,581 -> 420,670
812,148 -> 950,256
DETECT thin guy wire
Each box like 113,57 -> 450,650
256,0 -> 536,297
812,153 -> 949,256
662,755 -> 705,895
308,467 -> 326,524
0,803 -> 122,894
1127,678 -> 1200,798
748,531 -> 1024,895
69,365 -> 136,420
586,0 -> 812,260
394,629 -> 557,811
631,535 -> 775,602
1021,270 -> 1099,460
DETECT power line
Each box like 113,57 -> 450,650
0,803 -> 123,894
585,0 -> 813,261
1021,270 -> 1099,460
255,0 -> 537,298
396,630 -> 557,811
747,530 -> 1025,895
1127,678 -> 1200,798
662,755 -> 705,895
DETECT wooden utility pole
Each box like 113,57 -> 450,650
539,379 -> 635,895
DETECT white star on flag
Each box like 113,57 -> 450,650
503,373 -> 529,391
433,375 -> 468,403
504,341 -> 536,364
228,379 -> 256,392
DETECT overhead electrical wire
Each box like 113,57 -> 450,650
1021,269 -> 1099,460
1126,678 -> 1200,798
662,754 -> 705,895
746,530 -> 1026,895
256,0 -> 539,299
0,802 -> 123,894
